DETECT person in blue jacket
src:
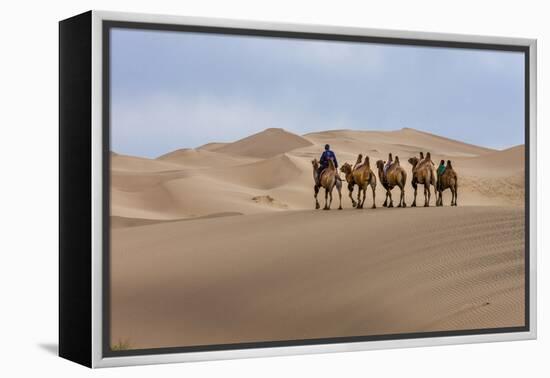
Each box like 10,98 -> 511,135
319,144 -> 339,176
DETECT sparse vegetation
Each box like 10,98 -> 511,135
111,339 -> 131,351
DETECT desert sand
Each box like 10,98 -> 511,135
109,128 -> 526,349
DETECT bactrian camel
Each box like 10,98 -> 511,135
408,152 -> 437,207
436,160 -> 458,206
312,158 -> 342,210
339,153 -> 364,208
340,162 -> 358,208
339,154 -> 376,209
376,156 -> 407,208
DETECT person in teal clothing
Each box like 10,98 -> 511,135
437,159 -> 446,190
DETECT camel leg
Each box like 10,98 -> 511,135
314,185 -> 320,209
455,185 -> 458,206
411,182 -> 417,207
337,183 -> 343,210
388,189 -> 393,208
383,189 -> 388,207
327,187 -> 333,210
371,184 -> 376,209
423,185 -> 427,207
400,184 -> 406,207
360,188 -> 366,209
323,188 -> 329,210
348,184 -> 356,208
356,188 -> 362,209
397,187 -> 402,207
451,186 -> 457,206
424,184 -> 430,207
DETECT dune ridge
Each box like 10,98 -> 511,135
215,127 -> 314,158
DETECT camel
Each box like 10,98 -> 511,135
408,152 -> 437,207
436,160 -> 458,206
340,162 -> 358,207
312,158 -> 342,210
340,154 -> 376,209
376,156 -> 407,208
339,154 -> 364,207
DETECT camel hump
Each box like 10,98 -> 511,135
364,156 -> 370,167
447,160 -> 453,169
426,152 -> 432,160
394,156 -> 400,165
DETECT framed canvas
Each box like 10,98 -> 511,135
59,10 -> 537,368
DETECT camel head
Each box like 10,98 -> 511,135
408,156 -> 419,167
340,162 -> 353,174
311,159 -> 319,170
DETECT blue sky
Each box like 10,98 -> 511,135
110,28 -> 525,158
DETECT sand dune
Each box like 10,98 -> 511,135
459,145 -> 525,176
211,153 -> 302,190
110,127 -> 524,221
157,148 -> 258,167
109,127 -> 526,350
197,142 -> 228,151
305,128 -> 495,158
215,127 -> 313,158
111,153 -> 183,173
111,212 -> 242,229
110,206 -> 525,349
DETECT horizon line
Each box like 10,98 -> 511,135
110,126 -> 524,159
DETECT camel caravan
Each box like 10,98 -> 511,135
311,150 -> 458,210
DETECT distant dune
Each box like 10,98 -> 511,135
111,153 -> 182,172
305,127 -> 495,157
157,148 -> 258,168
460,145 -> 525,175
111,206 -> 525,349
214,127 -> 314,158
196,142 -> 228,151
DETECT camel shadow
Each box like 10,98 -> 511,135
37,343 -> 58,355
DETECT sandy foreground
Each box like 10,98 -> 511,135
110,128 -> 526,349
111,206 -> 525,349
